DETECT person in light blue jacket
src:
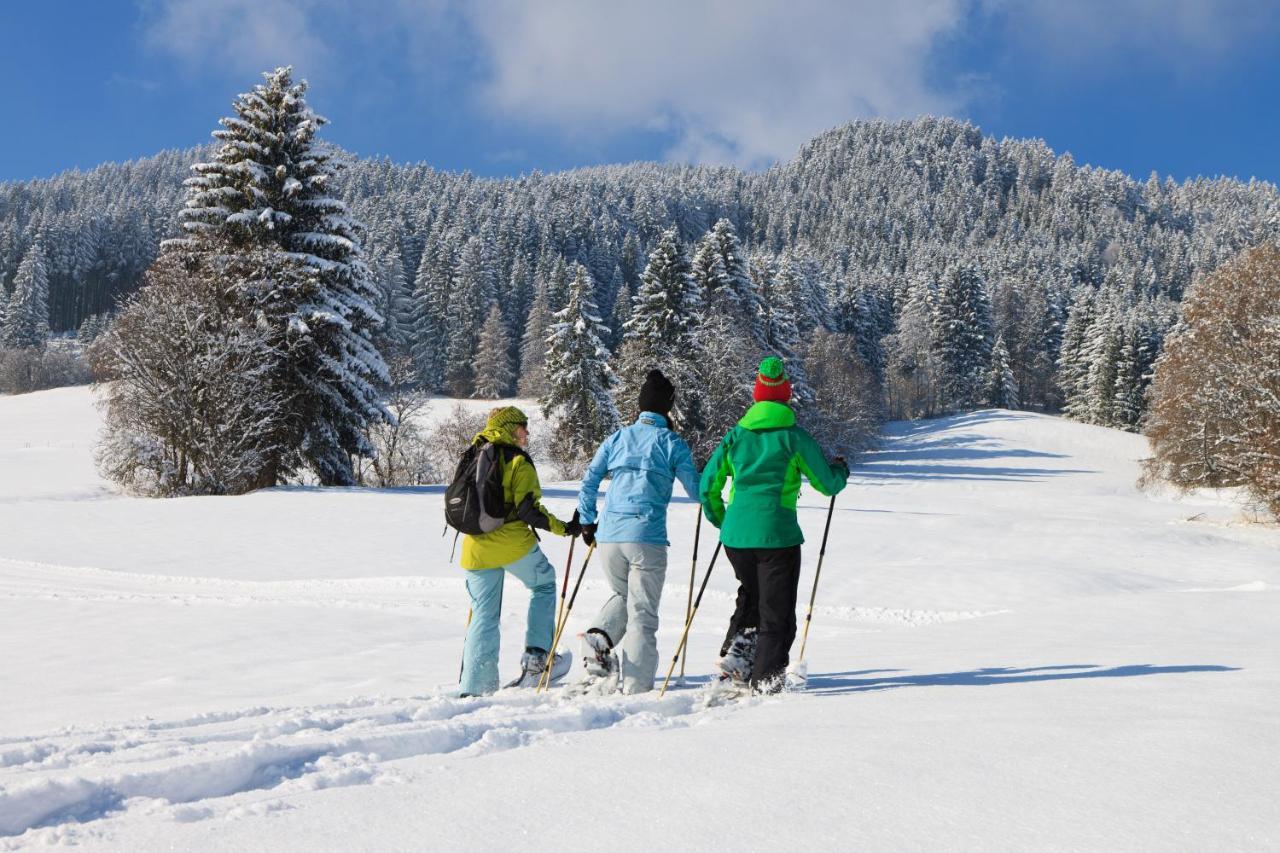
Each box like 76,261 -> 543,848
575,370 -> 700,694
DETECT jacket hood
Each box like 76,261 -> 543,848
475,425 -> 520,447
739,400 -> 796,431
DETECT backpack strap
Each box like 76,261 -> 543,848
496,444 -> 533,522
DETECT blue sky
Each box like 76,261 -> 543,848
4,1 -> 1279,184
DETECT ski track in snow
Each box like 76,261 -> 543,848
0,687 -> 754,844
0,558 -> 464,615
0,558 -> 1001,627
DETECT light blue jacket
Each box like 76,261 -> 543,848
578,413 -> 701,546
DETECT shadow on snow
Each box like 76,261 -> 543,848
804,663 -> 1240,696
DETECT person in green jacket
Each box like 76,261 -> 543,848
700,357 -> 848,692
459,406 -> 581,696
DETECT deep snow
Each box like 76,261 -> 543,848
1,387 -> 1277,851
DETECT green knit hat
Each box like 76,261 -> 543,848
486,406 -> 528,433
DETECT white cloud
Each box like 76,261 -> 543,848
462,0 -> 968,167
139,0 -> 330,80
136,0 -> 1280,168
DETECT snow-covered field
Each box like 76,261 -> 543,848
1,387 -> 1277,852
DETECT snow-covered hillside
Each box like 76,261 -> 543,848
1,388 -> 1277,851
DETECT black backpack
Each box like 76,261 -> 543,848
444,442 -> 530,535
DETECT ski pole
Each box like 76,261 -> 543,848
553,536 -> 576,651
537,543 -> 596,693
659,542 -> 722,698
797,492 -> 838,663
536,536 -> 575,692
459,607 -> 473,683
678,509 -> 702,679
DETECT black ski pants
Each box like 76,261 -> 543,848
720,544 -> 803,687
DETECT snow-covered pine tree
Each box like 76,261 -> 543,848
1080,303 -> 1124,425
705,218 -> 762,339
1111,319 -> 1145,430
615,228 -> 706,430
686,311 -> 757,459
541,264 -> 620,474
369,243 -> 413,355
166,66 -> 390,486
472,302 -> 514,399
518,274 -> 554,398
751,251 -> 815,411
444,234 -> 498,396
619,231 -> 642,291
77,312 -> 111,345
985,333 -> 1019,409
1,244 -> 50,349
832,277 -> 886,382
690,235 -> 729,313
884,275 -> 939,418
545,255 -> 571,313
608,280 -> 632,351
409,232 -> 457,390
776,250 -> 827,334
1056,288 -> 1097,418
933,264 -> 993,411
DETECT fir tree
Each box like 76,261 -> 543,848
885,276 -> 940,418
166,66 -> 390,486
616,229 -> 705,428
1111,319 -> 1145,430
541,264 -> 620,473
410,232 -> 457,390
517,276 -> 553,398
608,280 -> 633,351
751,252 -> 814,410
1,244 -> 50,349
690,236 -> 729,312
933,264 -> 993,411
985,333 -> 1019,409
705,218 -> 762,339
444,234 -> 497,396
473,302 -> 514,399
370,244 -> 413,355
1057,288 -> 1097,418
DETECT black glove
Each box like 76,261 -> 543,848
562,509 -> 583,538
581,522 -> 598,547
833,455 -> 849,476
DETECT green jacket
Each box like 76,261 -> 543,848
700,401 -> 849,549
460,425 -> 568,570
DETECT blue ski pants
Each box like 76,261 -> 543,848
459,545 -> 557,696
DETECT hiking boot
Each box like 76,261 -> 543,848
579,629 -> 617,678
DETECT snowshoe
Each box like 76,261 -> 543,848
698,677 -> 753,709
783,660 -> 809,692
717,627 -> 757,684
503,647 -> 572,689
563,667 -> 620,698
564,630 -> 619,697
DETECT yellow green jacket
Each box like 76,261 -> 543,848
460,425 -> 569,569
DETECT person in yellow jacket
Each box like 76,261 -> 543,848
459,406 -> 581,696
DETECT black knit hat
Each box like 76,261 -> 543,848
638,369 -> 676,418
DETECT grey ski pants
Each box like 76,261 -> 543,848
591,542 -> 668,693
